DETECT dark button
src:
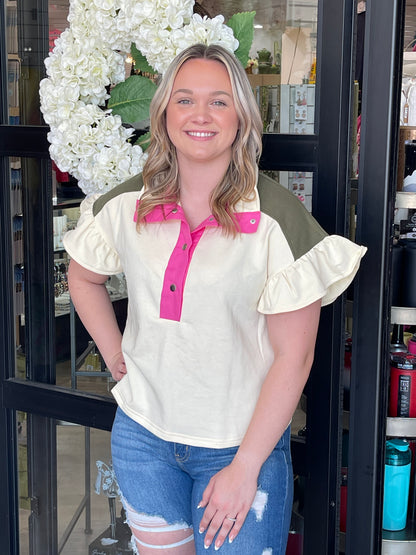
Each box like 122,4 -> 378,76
172,208 -> 178,213
170,284 -> 176,291
182,243 -> 188,250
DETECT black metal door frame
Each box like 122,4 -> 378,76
347,0 -> 405,553
302,0 -> 355,551
0,0 -> 403,552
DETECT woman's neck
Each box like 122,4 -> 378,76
178,160 -> 227,196
179,184 -> 212,231
177,159 -> 228,230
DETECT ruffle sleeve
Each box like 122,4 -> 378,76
63,194 -> 123,275
258,235 -> 367,314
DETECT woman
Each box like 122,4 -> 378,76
64,44 -> 366,554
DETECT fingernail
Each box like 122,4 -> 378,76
199,527 -> 204,534
197,503 -> 202,509
215,543 -> 221,551
228,536 -> 234,544
204,542 -> 210,549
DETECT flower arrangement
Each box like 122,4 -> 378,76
40,0 -> 255,196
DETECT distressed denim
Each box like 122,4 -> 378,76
111,407 -> 293,554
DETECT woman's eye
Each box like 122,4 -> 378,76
212,100 -> 226,107
178,99 -> 192,105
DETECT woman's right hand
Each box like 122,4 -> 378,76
107,351 -> 127,381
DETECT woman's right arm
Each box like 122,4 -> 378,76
67,259 -> 127,381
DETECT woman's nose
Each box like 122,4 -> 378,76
192,103 -> 211,123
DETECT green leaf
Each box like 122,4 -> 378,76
108,75 -> 157,124
130,43 -> 157,75
134,131 -> 151,151
227,11 -> 256,68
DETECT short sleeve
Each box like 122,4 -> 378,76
63,194 -> 123,275
258,235 -> 367,314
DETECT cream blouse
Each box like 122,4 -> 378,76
63,172 -> 366,448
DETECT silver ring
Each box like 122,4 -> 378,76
226,516 -> 237,522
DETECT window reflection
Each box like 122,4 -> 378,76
5,0 -> 318,132
57,425 -> 126,555
262,170 -> 314,211
7,1 -> 20,124
202,0 -> 318,134
18,415 -> 126,555
9,155 -> 24,379
6,152 -> 121,396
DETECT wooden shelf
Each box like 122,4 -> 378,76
247,74 -> 281,87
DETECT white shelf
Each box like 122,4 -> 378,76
382,522 -> 416,553
396,191 -> 416,209
391,306 -> 416,325
382,540 -> 416,554
386,417 -> 416,437
403,51 -> 416,78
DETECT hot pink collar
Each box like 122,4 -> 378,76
134,201 -> 260,233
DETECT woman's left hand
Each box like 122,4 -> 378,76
197,457 -> 258,550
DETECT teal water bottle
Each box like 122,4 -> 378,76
382,439 -> 412,531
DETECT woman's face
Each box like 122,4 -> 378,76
165,58 -> 239,167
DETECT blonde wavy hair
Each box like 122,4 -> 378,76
138,43 -> 263,235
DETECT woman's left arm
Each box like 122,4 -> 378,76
198,299 -> 321,550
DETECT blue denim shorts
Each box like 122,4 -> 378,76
111,408 -> 293,554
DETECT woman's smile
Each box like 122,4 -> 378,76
186,130 -> 217,138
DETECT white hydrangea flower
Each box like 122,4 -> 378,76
171,14 -> 239,55
93,0 -> 118,11
40,0 -> 240,196
39,85 -> 80,125
161,0 -> 194,29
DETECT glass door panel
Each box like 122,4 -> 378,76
6,0 -> 47,125
17,413 -> 126,555
6,152 -> 125,397
57,424 -> 126,555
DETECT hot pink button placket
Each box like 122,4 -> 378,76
160,209 -> 218,322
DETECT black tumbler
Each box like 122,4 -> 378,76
391,242 -> 403,306
401,240 -> 416,307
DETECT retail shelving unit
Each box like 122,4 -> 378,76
382,191 -> 416,553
